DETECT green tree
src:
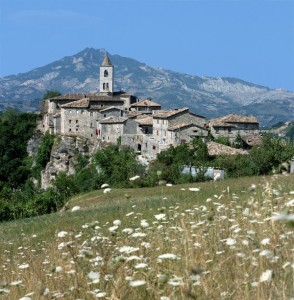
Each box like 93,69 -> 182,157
42,90 -> 61,100
94,145 -> 144,187
33,131 -> 55,183
0,110 -> 37,188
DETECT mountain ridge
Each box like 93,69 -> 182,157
0,47 -> 293,126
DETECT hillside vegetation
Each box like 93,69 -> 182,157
0,175 -> 294,299
1,109 -> 294,222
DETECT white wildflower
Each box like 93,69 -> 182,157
71,206 -> 80,212
55,266 -> 63,273
129,175 -> 140,181
140,220 -> 150,228
108,225 -> 118,232
19,297 -> 32,300
168,277 -> 184,286
10,280 -> 22,286
272,212 -> 294,222
126,212 -> 134,217
285,199 -> 294,207
158,253 -> 178,260
96,292 -> 106,298
166,183 -> 173,186
103,188 -> 111,193
141,242 -> 151,248
57,231 -> 68,238
122,228 -> 134,234
131,232 -> 147,238
260,270 -> 272,282
129,280 -> 146,287
261,238 -> 270,245
119,246 -> 140,254
155,213 -> 166,220
225,238 -> 236,246
88,271 -> 100,284
260,250 -> 273,258
19,263 -> 29,269
101,183 -> 109,188
189,187 -> 200,192
135,263 -> 148,269
113,219 -> 121,226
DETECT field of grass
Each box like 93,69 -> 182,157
0,174 -> 294,299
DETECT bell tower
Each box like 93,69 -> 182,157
100,53 -> 114,93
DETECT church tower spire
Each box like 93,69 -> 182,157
100,53 -> 114,93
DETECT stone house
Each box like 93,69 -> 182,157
97,116 -> 128,144
130,99 -> 161,112
121,107 -> 208,159
208,114 -> 259,142
152,108 -> 207,149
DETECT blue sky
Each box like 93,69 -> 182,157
1,0 -> 294,91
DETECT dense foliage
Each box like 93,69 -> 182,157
0,109 -> 37,188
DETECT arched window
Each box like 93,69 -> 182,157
104,70 -> 108,77
103,83 -> 106,90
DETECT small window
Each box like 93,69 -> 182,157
104,114 -> 106,117
157,130 -> 159,136
76,120 -> 78,123
104,70 -> 108,77
69,120 -> 71,124
228,128 -> 232,133
153,145 -> 156,150
76,128 -> 78,131
69,128 -> 71,132
90,123 -> 93,128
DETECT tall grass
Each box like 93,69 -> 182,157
1,175 -> 294,299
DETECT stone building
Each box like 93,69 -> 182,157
41,54 -> 138,135
121,107 -> 208,159
208,114 -> 259,142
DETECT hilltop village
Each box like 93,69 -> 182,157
41,54 -> 261,160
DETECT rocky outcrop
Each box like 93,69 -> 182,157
41,135 -> 100,189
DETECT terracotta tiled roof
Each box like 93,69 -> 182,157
209,114 -> 259,125
131,99 -> 161,107
127,111 -> 151,118
136,116 -> 153,126
51,93 -> 124,102
207,141 -> 248,156
168,122 -> 203,131
241,134 -> 263,146
211,122 -> 237,128
100,106 -> 122,112
61,98 -> 90,108
99,116 -> 128,124
153,107 -> 189,118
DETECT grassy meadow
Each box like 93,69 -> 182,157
0,174 -> 294,299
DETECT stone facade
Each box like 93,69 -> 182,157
209,114 -> 259,142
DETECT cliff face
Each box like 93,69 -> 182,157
40,135 -> 99,189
